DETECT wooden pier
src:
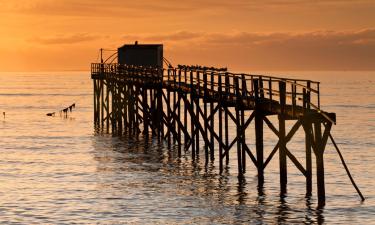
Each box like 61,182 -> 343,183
91,63 -> 336,207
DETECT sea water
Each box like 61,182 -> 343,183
0,71 -> 374,224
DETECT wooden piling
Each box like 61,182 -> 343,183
196,71 -> 200,157
225,73 -> 230,165
279,81 -> 287,194
190,70 -> 196,159
235,77 -> 243,178
210,72 -> 215,161
254,79 -> 264,187
218,74 -> 223,173
203,72 -> 209,164
241,74 -> 246,173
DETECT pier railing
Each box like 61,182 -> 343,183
92,63 -> 322,117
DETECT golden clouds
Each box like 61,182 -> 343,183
30,33 -> 101,45
0,0 -> 374,71
124,29 -> 375,70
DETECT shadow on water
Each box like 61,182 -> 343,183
90,132 -> 326,224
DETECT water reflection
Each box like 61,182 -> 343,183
91,133 -> 327,224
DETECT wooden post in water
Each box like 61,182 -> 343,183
210,72 -> 215,161
314,120 -> 332,207
184,69 -> 188,149
218,74 -> 223,173
314,122 -> 325,206
304,82 -> 312,195
241,75 -> 246,173
111,80 -> 116,134
173,69 -> 177,144
177,69 -> 182,155
279,81 -> 287,194
254,79 -> 264,187
143,87 -> 149,138
100,80 -> 104,128
93,80 -> 98,125
196,71 -> 200,157
106,80 -> 110,133
225,73 -> 230,165
235,77 -> 243,178
125,84 -> 129,133
190,70 -> 196,159
203,72 -> 209,165
167,69 -> 172,147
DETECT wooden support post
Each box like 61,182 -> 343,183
134,87 -> 139,135
177,69 -> 182,155
196,71 -> 200,157
304,120 -> 312,195
166,69 -> 171,146
111,81 -> 116,134
304,83 -> 312,195
126,71 -> 130,134
218,74 -> 223,173
128,86 -> 133,134
254,79 -> 264,187
210,72 -> 215,161
225,73 -> 230,165
143,88 -> 149,137
131,85 -> 136,134
125,84 -> 129,132
100,80 -> 104,128
190,71 -> 196,159
203,72 -> 209,165
279,81 -> 287,194
184,69 -> 188,148
106,81 -> 110,133
241,75 -> 246,173
314,122 -> 325,207
235,77 -> 243,178
173,69 -> 177,144
151,88 -> 156,136
93,80 -> 98,126
118,84 -> 123,136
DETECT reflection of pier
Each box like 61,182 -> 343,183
91,44 -> 337,207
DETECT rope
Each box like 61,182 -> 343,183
329,134 -> 365,201
163,57 -> 173,68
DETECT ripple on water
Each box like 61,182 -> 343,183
0,72 -> 374,224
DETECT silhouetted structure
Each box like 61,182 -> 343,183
91,43 -> 337,207
118,43 -> 163,68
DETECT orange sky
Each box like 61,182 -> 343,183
0,0 -> 374,71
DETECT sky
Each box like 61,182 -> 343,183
0,0 -> 374,71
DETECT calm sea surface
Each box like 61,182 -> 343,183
0,71 -> 374,224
